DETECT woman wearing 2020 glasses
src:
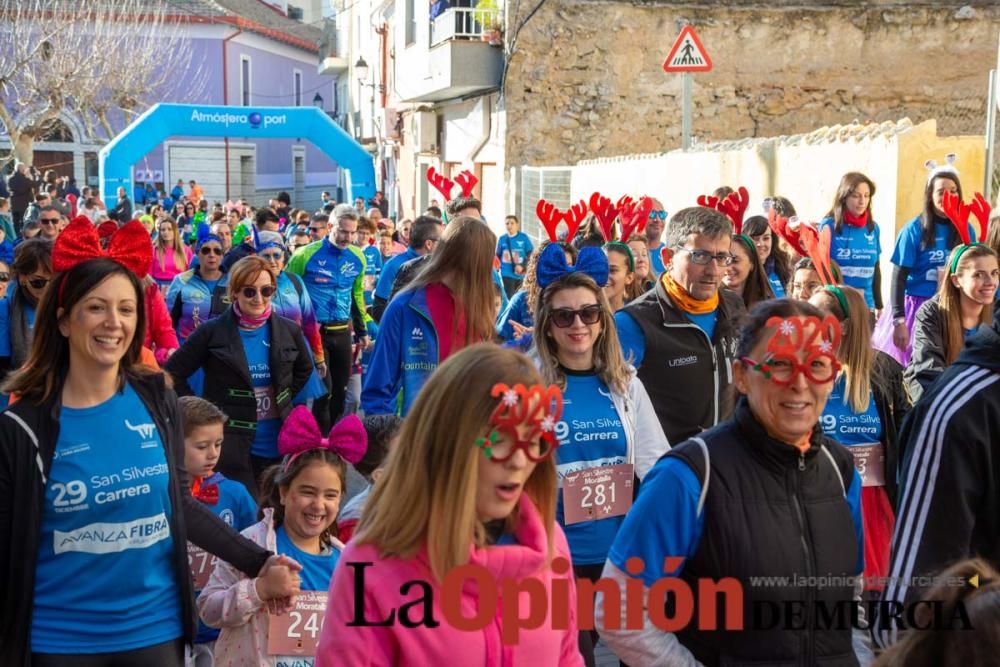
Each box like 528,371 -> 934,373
599,299 -> 865,667
166,256 -> 313,493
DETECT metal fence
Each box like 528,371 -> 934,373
517,166 -> 572,243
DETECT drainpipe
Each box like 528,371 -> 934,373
221,26 -> 243,201
466,94 -> 492,168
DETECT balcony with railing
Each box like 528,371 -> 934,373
396,5 -> 503,103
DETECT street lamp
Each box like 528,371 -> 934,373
354,56 -> 369,83
313,92 -> 324,110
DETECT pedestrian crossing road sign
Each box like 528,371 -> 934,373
663,25 -> 713,73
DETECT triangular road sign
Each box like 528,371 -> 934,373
663,25 -> 713,73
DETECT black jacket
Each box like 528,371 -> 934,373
6,171 -> 35,212
622,282 -> 746,444
165,307 -> 313,491
669,399 -> 860,666
903,296 -> 954,403
876,311 -> 1000,648
0,371 -> 270,667
870,352 -> 911,508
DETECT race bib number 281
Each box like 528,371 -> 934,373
562,463 -> 634,525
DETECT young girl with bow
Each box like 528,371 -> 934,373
198,407 -> 367,666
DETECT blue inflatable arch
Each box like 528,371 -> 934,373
99,103 -> 375,206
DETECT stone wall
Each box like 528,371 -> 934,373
504,0 -> 1000,166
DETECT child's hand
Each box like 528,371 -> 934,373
255,565 -> 300,601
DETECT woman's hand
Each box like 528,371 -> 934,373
255,563 -> 301,602
892,321 -> 909,350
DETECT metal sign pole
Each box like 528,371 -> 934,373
986,69 -> 997,202
682,73 -> 692,150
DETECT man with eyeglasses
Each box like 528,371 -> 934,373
36,207 -> 63,240
287,204 -> 375,430
615,206 -> 746,444
307,213 -> 328,242
370,215 -> 443,323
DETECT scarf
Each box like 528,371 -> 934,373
662,272 -> 718,315
843,210 -> 869,228
191,474 -> 221,505
232,298 -> 271,330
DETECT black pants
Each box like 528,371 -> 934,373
315,325 -> 353,432
32,637 -> 184,667
501,276 -> 523,300
12,209 -> 24,234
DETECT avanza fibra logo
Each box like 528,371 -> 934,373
124,419 -> 157,440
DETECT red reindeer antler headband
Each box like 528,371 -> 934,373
698,186 -> 749,235
942,190 -> 993,273
426,167 -> 478,201
620,197 -> 653,243
589,192 -> 619,241
537,198 -> 588,242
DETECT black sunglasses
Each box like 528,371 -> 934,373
551,304 -> 602,328
0,273 -> 10,282
241,285 -> 276,299
27,277 -> 50,289
39,218 -> 60,226
199,246 -> 223,256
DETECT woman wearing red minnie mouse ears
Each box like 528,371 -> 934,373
0,216 -> 297,667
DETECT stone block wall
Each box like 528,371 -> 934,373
504,0 -> 1000,166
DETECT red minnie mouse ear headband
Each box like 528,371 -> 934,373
52,215 -> 154,305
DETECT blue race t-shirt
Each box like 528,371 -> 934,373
240,323 -> 280,458
32,384 -> 182,653
497,232 -> 534,280
193,474 -> 258,643
820,376 -> 883,447
276,525 -> 340,591
819,217 -> 881,308
767,268 -> 786,298
554,371 -> 629,565
686,310 -> 717,340
362,244 -> 383,305
648,242 -> 666,277
890,215 -> 975,298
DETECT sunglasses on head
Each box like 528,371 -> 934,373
27,277 -> 50,289
199,246 -> 223,256
240,285 -> 276,299
551,304 -> 602,328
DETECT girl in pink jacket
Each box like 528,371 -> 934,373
319,344 -> 584,666
199,411 -> 368,666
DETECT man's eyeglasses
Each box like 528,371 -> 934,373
240,285 -> 276,299
648,210 -> 668,221
675,247 -> 735,266
27,277 -> 50,289
199,246 -> 223,256
39,218 -> 60,226
308,226 -> 325,234
551,304 -> 602,328
260,251 -> 285,262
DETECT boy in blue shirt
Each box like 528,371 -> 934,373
497,215 -> 533,299
179,396 -> 257,661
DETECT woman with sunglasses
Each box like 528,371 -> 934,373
600,299 -> 864,666
166,256 -> 313,493
150,218 -> 192,292
164,233 -> 228,344
321,344 -> 582,665
809,285 -> 909,605
532,244 -> 668,666
7,237 -> 53,369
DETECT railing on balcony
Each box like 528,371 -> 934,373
430,7 -> 500,47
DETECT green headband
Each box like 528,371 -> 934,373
604,242 -> 635,273
735,234 -> 757,262
823,285 -> 850,319
949,242 -> 986,274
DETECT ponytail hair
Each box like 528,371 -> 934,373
258,449 -> 347,550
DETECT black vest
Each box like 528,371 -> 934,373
668,400 -> 859,666
623,282 -> 744,444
